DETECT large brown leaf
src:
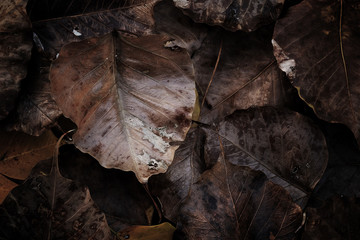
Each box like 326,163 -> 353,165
8,51 -> 62,136
302,196 -> 360,240
0,0 -> 32,119
204,107 -> 328,207
178,159 -> 302,239
194,26 -> 292,123
28,0 -> 160,57
50,32 -> 196,183
272,0 -> 360,145
149,127 -> 206,221
0,137 -> 114,239
173,0 -> 284,31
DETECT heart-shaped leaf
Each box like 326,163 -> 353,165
204,107 -> 328,207
50,32 -> 196,183
173,0 -> 284,31
178,159 -> 302,239
272,0 -> 360,146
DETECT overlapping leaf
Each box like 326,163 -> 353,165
28,0 -> 160,57
0,0 -> 32,119
272,0 -> 360,146
149,128 -> 206,220
0,138 -> 114,239
204,107 -> 328,207
194,26 -> 292,123
0,130 -> 57,202
50,32 -> 196,183
8,52 -> 62,136
178,159 -> 302,239
173,0 -> 284,31
58,145 -> 154,230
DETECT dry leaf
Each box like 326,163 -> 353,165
204,107 -> 328,207
272,0 -> 360,146
149,127 -> 206,220
178,159 -> 302,239
50,32 -> 196,183
0,134 -> 114,239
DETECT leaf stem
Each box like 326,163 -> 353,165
201,39 -> 223,107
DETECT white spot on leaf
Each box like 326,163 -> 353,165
272,39 -> 296,79
125,116 -> 173,153
174,0 -> 190,8
73,29 -> 82,36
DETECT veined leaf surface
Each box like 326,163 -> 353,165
50,32 -> 196,183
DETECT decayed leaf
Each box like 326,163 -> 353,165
154,0 -> 208,54
178,159 -> 302,239
117,222 -> 175,240
204,107 -> 328,207
8,51 -> 62,136
302,196 -> 360,240
272,0 -> 360,145
149,127 -> 206,221
0,0 -> 32,119
0,130 -> 57,180
0,134 -> 113,239
194,26 -> 291,123
173,0 -> 284,31
57,145 -> 154,230
28,0 -> 160,57
50,32 -> 196,183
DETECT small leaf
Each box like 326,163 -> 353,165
50,32 -> 196,183
117,222 -> 175,240
204,107 -> 328,207
178,159 -> 302,239
173,0 -> 284,31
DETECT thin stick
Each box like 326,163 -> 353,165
143,183 -> 163,223
339,0 -> 356,122
201,39 -> 223,107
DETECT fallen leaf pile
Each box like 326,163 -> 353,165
0,0 -> 359,239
